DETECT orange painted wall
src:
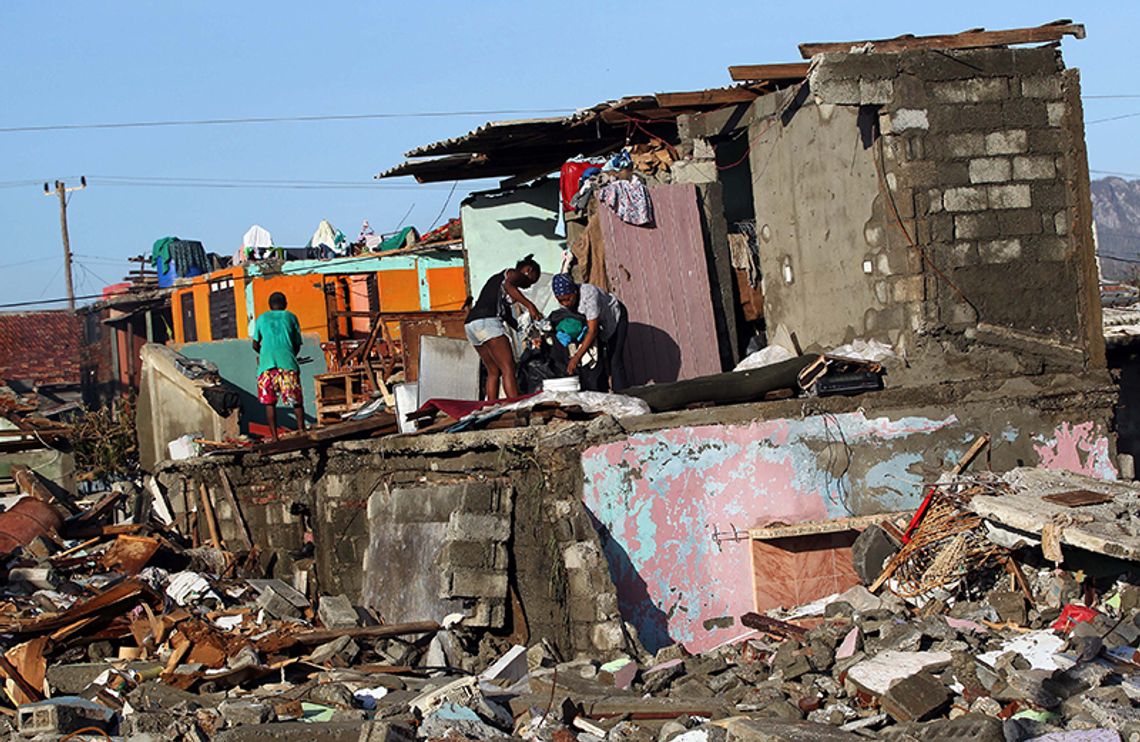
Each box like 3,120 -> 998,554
426,266 -> 468,311
376,269 -> 421,313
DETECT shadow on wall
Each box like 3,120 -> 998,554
498,216 -> 560,240
623,322 -> 682,387
586,508 -> 674,654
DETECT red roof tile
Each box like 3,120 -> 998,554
0,311 -> 83,386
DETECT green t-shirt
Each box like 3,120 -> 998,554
253,310 -> 302,374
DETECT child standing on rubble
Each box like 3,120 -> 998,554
465,255 -> 543,401
252,291 -> 306,441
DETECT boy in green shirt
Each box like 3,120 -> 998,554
252,292 -> 305,441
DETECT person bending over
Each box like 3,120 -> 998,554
464,255 -> 542,400
552,273 -> 629,391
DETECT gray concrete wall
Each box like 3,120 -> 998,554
137,344 -> 239,470
731,47 -> 1103,382
154,421 -> 635,660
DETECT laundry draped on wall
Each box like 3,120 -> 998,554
152,237 -> 208,278
598,178 -> 653,226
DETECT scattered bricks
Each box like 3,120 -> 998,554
256,587 -> 302,619
931,78 -> 1009,103
880,672 -> 951,722
446,568 -> 508,598
979,239 -> 1022,263
984,129 -> 1028,155
891,109 -> 929,131
954,213 -> 999,240
943,187 -> 987,212
943,133 -> 986,158
1020,76 -> 1063,99
445,513 -> 510,542
317,594 -> 359,629
995,209 -> 1043,236
18,697 -> 114,736
968,157 -> 1011,184
987,184 -> 1031,210
987,591 -> 1028,626
1012,155 -> 1056,180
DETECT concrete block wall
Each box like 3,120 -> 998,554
154,423 -> 634,660
749,46 -> 1102,378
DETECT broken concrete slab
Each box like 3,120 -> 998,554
845,651 -> 953,696
879,672 -> 951,722
317,594 -> 359,629
719,717 -> 860,740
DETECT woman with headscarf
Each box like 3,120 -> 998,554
551,273 -> 629,391
465,255 -> 542,401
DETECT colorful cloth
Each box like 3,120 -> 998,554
599,178 -> 653,226
552,273 -> 578,296
555,316 -> 586,346
252,310 -> 302,374
257,368 -> 302,406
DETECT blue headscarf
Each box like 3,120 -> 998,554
552,273 -> 578,297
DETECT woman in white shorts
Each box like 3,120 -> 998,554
464,254 -> 542,401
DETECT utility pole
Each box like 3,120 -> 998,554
43,176 -> 86,310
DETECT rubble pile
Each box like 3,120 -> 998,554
1,443 -> 1139,740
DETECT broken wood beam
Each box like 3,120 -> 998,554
286,620 -> 441,646
199,483 -> 224,550
740,612 -> 809,641
655,87 -> 763,107
217,470 -> 254,551
0,651 -> 44,704
798,21 -> 1085,58
726,62 -> 812,83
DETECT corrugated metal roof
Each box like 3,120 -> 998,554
378,87 -> 767,183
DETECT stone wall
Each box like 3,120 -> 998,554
690,46 -> 1103,383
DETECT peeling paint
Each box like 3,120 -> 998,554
1034,421 -> 1117,481
581,411 -> 958,653
583,411 -> 1116,653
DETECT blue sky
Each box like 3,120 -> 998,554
1,2 -> 1137,308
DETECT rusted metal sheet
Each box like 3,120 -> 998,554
0,499 -> 62,557
599,183 -> 722,385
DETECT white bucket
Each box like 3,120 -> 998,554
543,377 -> 580,393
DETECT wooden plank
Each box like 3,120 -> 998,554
218,470 -> 254,551
198,483 -> 223,549
656,87 -> 763,107
798,22 -> 1085,58
726,62 -> 812,82
740,612 -> 809,641
749,512 -> 905,540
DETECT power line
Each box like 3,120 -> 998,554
0,108 -> 573,134
1085,95 -> 1140,99
1087,112 -> 1140,125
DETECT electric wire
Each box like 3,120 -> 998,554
0,108 -> 574,134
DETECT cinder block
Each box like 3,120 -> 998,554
931,78 -> 1009,103
860,79 -> 895,105
996,209 -> 1043,236
811,77 -> 861,105
1013,155 -> 1056,180
1047,101 -> 1065,127
985,129 -> 1028,155
980,239 -> 1022,263
317,594 -> 359,629
943,187 -> 987,212
1020,76 -> 1062,99
891,108 -> 929,132
18,698 -> 114,736
942,132 -> 986,158
880,672 -> 951,722
988,184 -> 1032,209
892,276 -> 925,302
954,213 -> 999,240
968,157 -> 1011,183
1002,99 -> 1049,128
1054,210 -> 1069,236
446,513 -> 510,542
447,568 -> 508,598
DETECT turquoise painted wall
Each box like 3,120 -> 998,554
177,335 -> 327,431
461,178 -> 566,315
